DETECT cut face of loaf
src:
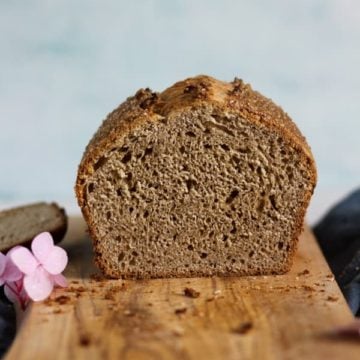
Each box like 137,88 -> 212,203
76,75 -> 317,279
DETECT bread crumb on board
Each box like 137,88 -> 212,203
302,285 -> 316,292
175,307 -> 187,315
79,334 -> 91,347
184,287 -> 200,298
54,295 -> 71,305
297,269 -> 310,276
232,321 -> 253,334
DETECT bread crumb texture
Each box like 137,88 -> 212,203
76,75 -> 317,279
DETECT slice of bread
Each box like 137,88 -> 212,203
0,202 -> 67,252
76,75 -> 317,279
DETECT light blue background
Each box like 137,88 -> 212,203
1,0 -> 360,222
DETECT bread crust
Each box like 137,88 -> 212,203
0,202 -> 68,252
75,75 -> 317,277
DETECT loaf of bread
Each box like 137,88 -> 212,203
76,75 -> 317,279
0,202 -> 67,252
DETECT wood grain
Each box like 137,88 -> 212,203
5,217 -> 359,360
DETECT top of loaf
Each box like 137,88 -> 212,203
76,75 -> 316,207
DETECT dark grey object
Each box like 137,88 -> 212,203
314,188 -> 360,316
0,291 -> 16,358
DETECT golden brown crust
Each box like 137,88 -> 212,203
75,75 -> 317,275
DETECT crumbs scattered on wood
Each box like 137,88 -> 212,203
104,291 -> 115,301
302,285 -> 316,292
79,334 -> 91,347
175,307 -> 187,315
72,280 -> 80,284
232,321 -> 253,335
90,273 -> 105,282
297,269 -> 310,276
55,295 -> 71,305
53,308 -> 62,314
120,283 -> 128,291
184,287 -> 200,298
104,285 -> 122,300
326,274 -> 335,281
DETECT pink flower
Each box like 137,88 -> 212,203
0,251 -> 29,309
0,251 -> 22,285
4,279 -> 29,310
9,232 -> 68,301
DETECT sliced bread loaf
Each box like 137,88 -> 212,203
76,75 -> 317,279
0,202 -> 67,252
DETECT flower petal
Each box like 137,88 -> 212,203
23,267 -> 53,301
9,247 -> 38,275
0,252 -> 6,277
42,247 -> 68,275
31,232 -> 54,264
52,273 -> 68,288
4,282 -> 18,303
3,256 -> 23,282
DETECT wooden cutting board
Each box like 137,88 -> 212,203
4,217 -> 359,360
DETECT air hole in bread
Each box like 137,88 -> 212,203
257,198 -> 266,212
269,195 -> 278,211
121,152 -> 132,164
142,147 -> 153,160
185,179 -> 197,191
94,156 -> 108,171
220,144 -> 230,151
226,190 -> 239,204
185,131 -> 196,137
88,183 -> 95,193
237,147 -> 251,154
230,221 -> 237,234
